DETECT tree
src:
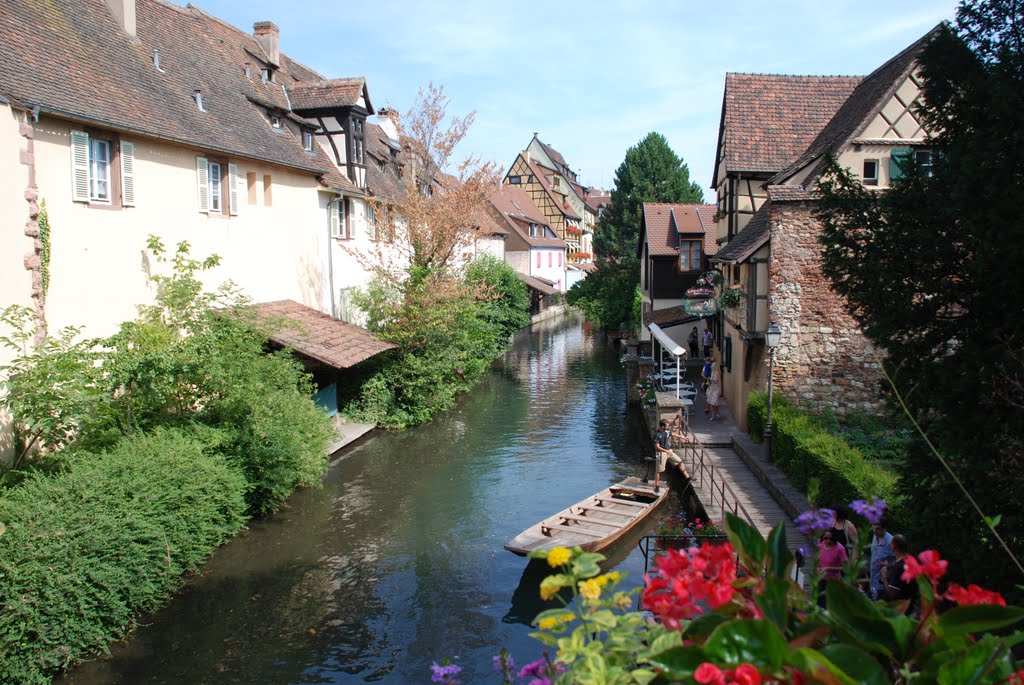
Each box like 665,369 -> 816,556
593,132 -> 705,263
571,133 -> 703,330
815,0 -> 1024,593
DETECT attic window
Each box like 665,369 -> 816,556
244,64 -> 252,79
194,90 -> 205,111
303,130 -> 313,151
508,175 -> 521,184
270,116 -> 282,129
261,68 -> 273,83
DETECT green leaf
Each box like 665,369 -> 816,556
629,668 -> 658,685
819,644 -> 890,685
984,514 -> 1002,529
766,522 -> 793,579
648,630 -> 683,655
825,581 -> 896,656
644,645 -> 707,676
938,605 -> 1024,638
788,647 -> 860,685
704,619 -> 788,669
588,609 -> 618,629
726,512 -> 766,568
754,577 -> 791,633
529,630 -> 558,647
682,613 -> 730,641
572,552 -> 606,578
937,636 -> 1010,685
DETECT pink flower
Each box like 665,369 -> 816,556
945,583 -> 1007,607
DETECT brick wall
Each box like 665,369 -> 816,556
768,200 -> 884,415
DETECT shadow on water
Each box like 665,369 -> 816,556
57,313 -> 684,685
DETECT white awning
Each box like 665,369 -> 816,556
648,323 -> 686,357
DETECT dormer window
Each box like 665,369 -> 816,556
303,130 -> 313,151
261,68 -> 273,83
270,116 -> 282,129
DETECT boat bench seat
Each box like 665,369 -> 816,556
592,496 -> 647,508
542,523 -> 605,537
558,514 -> 622,527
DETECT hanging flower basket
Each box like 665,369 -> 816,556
719,288 -> 745,309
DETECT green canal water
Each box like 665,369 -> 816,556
58,313 -> 683,684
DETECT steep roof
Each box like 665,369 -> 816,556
771,24 -> 943,186
489,186 -> 566,248
712,204 -> 770,264
641,203 -> 716,257
0,0 -> 348,177
713,73 -> 861,184
527,159 -> 582,221
363,121 -> 406,202
290,77 -> 372,113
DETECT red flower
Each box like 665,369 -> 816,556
902,549 -> 948,583
731,663 -> 763,685
945,583 -> 1007,607
1005,669 -> 1024,685
694,662 -> 726,685
642,542 -> 737,628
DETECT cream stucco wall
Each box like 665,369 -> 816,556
0,103 -> 35,462
32,116 -> 333,338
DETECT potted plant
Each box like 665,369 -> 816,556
654,513 -> 694,549
719,287 -> 745,309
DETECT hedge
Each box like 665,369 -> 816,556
747,391 -> 907,529
0,430 -> 248,684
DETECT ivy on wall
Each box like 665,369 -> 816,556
38,198 -> 50,301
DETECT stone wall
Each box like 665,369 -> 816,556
768,200 -> 884,415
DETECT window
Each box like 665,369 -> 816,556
508,175 -> 521,184
330,197 -> 348,239
303,131 -> 313,150
366,203 -> 376,240
863,159 -> 879,186
270,116 -> 282,129
70,130 -> 135,207
209,162 -> 222,213
536,252 -> 541,268
247,172 -> 257,204
679,240 -> 702,271
196,156 -> 238,215
553,176 -> 560,188
529,223 -> 538,237
352,138 -> 364,165
548,251 -> 552,267
558,251 -> 562,267
915,149 -> 934,177
890,147 -> 933,181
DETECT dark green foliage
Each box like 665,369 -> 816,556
582,132 -> 703,331
747,392 -> 905,529
594,132 -> 705,262
345,261 -> 527,428
566,260 -> 641,331
814,2 -> 1024,590
464,254 -> 531,340
0,430 -> 248,684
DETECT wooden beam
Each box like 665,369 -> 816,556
558,514 -> 622,528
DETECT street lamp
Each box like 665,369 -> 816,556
764,321 -> 782,461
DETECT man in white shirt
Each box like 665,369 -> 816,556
869,520 -> 895,600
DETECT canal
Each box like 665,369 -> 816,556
59,313 -> 680,684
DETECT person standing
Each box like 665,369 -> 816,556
816,530 -> 848,607
869,519 -> 896,600
653,419 -> 673,492
830,505 -> 860,563
705,360 -> 722,421
688,327 -> 699,359
881,534 -> 919,615
702,328 -> 714,357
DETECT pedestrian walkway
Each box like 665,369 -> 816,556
650,377 -> 812,560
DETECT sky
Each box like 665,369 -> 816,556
196,0 -> 959,202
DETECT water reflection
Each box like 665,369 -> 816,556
59,313 -> 664,685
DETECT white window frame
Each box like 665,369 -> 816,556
366,203 -> 377,240
679,240 -> 702,272
303,130 -> 313,151
330,198 -> 348,239
89,138 -> 111,203
863,159 -> 879,186
209,162 -> 223,213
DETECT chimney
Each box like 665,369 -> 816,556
378,108 -> 400,140
253,21 -> 280,68
103,0 -> 136,37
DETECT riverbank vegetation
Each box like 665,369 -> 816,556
568,132 -> 704,332
0,238 -> 334,683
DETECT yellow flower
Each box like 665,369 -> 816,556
578,578 -> 602,601
594,571 -> 622,588
537,613 -> 573,630
614,593 -> 632,611
540,577 -> 564,601
547,547 -> 572,568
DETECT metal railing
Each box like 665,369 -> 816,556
673,429 -> 757,531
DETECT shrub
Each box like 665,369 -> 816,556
0,430 -> 247,684
747,391 -> 906,529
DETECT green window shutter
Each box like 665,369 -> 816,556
228,163 -> 239,215
71,130 -> 90,202
196,156 -> 209,213
890,147 -> 912,182
120,141 -> 135,206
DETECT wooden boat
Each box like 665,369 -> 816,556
504,476 -> 669,556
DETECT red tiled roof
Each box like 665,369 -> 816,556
0,0 -> 354,178
714,73 -> 861,182
517,272 -> 558,296
289,77 -> 369,113
488,186 -> 565,248
253,300 -> 395,369
712,204 -> 770,265
641,203 -> 716,257
527,160 -> 582,221
771,25 -> 942,187
767,185 -> 817,202
642,306 -> 701,329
